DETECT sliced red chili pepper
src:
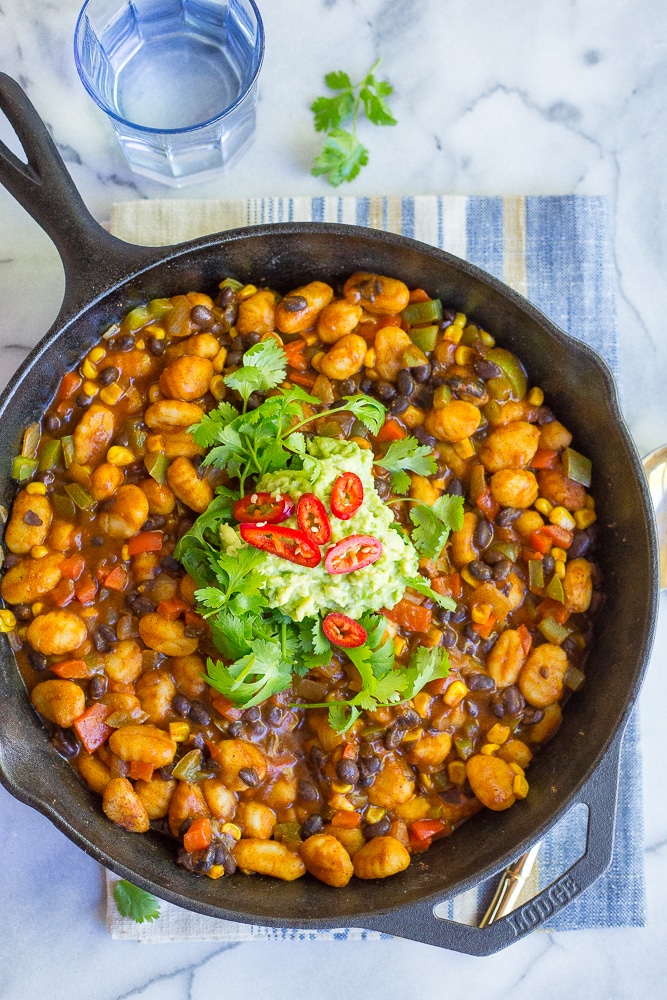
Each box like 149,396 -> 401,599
240,523 -> 321,567
233,491 -> 295,524
330,472 -> 364,520
324,534 -> 382,574
297,493 -> 331,545
322,612 -> 368,648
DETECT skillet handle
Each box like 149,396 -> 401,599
0,74 -> 155,313
357,730 -> 623,956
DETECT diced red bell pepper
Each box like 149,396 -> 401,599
410,818 -> 446,841
127,531 -> 164,556
283,338 -> 309,372
431,573 -> 463,599
472,612 -> 497,639
341,742 -> 357,760
531,448 -> 560,469
474,486 -> 500,521
104,565 -> 128,591
157,596 -> 189,621
183,816 -> 213,853
537,599 -> 571,625
288,371 -> 317,388
59,554 -> 86,581
211,693 -> 243,722
57,372 -> 82,401
425,676 -> 451,695
384,599 -> 432,633
529,529 -> 553,555
330,810 -> 361,829
73,703 -> 114,753
49,659 -> 91,679
375,418 -> 407,443
542,523 -> 574,549
517,623 -> 533,655
74,572 -> 97,606
129,761 -> 154,783
408,288 -> 431,303
49,578 -> 75,607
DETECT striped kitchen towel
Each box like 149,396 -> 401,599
106,194 -> 642,941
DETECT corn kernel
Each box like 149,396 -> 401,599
443,323 -> 464,345
554,560 -> 566,579
401,727 -> 423,743
454,345 -> 476,366
298,331 -> 316,347
513,775 -> 530,799
534,497 -> 553,516
351,436 -> 371,450
453,438 -> 474,460
363,347 -> 376,368
88,346 -> 106,364
479,330 -> 496,348
365,806 -> 386,824
486,723 -> 511,744
509,762 -> 525,776
527,387 -> 544,406
480,743 -> 500,756
148,383 -> 163,403
210,375 -> 227,401
207,865 -> 225,880
443,680 -> 467,706
419,773 -> 433,790
80,359 -> 97,380
413,692 -> 432,718
107,445 -> 135,467
83,380 -> 99,397
0,609 -> 17,633
99,382 -> 124,405
135,338 -> 145,350
393,635 -> 407,658
146,433 -> 165,453
460,565 -> 478,588
238,284 -> 257,301
331,780 -> 353,794
169,721 -> 191,742
574,508 -> 597,529
549,506 -> 576,530
30,545 -> 49,559
31,602 -> 44,615
452,311 -> 467,328
221,822 -> 242,840
585,494 -> 595,509
401,404 -> 425,429
146,324 -> 165,339
447,760 -> 467,785
471,602 -> 493,625
551,546 -> 567,562
25,482 -> 46,496
212,347 -> 228,373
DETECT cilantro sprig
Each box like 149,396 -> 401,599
409,494 -> 465,560
311,59 -> 397,186
113,881 -> 161,924
375,436 -> 438,494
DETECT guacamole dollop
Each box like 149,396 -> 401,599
220,436 -> 419,621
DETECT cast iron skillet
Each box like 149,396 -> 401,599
0,74 -> 659,956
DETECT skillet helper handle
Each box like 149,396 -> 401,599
0,74 -> 151,302
358,731 -> 623,956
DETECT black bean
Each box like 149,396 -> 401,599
492,558 -> 512,582
336,759 -> 360,784
474,358 -> 503,380
216,286 -> 235,307
98,365 -> 120,385
441,625 -> 457,648
358,753 -> 381,775
359,377 -> 373,394
502,685 -> 525,715
222,851 -> 237,875
44,414 -> 60,433
364,817 -> 391,839
412,364 -> 431,382
89,675 -> 108,700
375,380 -> 397,401
227,721 -> 244,737
458,637 -> 479,656
3,554 -> 18,570
522,707 -> 545,725
541,554 -> 555,577
244,706 -> 261,723
338,378 -> 357,395
243,331 -> 262,348
250,722 -> 267,740
22,509 -> 43,527
468,559 -> 493,582
397,708 -> 421,729
93,624 -> 117,652
114,335 -> 135,352
463,698 -> 479,718
12,604 -> 32,622
413,426 -> 437,447
176,847 -> 196,872
412,386 -> 434,409
568,529 -> 592,559
172,694 -> 192,717
536,406 -> 555,425
440,309 -> 457,326
267,706 -> 283,726
447,478 -> 465,497
143,514 -> 166,532
246,392 -> 263,410
160,554 -> 184,576
467,672 -> 496,692
91,535 -> 105,546
190,304 -> 214,328
147,336 -> 165,356
51,727 -> 79,759
131,596 -> 157,616
298,779 -> 319,801
397,369 -> 415,397
35,470 -> 55,487
157,765 -> 174,780
482,548 -> 504,566
226,350 -> 243,367
561,637 -> 578,657
496,507 -> 522,527
238,766 -> 261,787
193,846 -> 216,874
302,814 -> 324,838
282,294 -> 308,312
447,375 -> 486,399
474,519 -> 493,549
75,393 -> 93,408
491,697 -> 506,718
27,647 -> 47,671
309,745 -> 328,769
390,395 -> 410,416
191,732 -> 206,751
450,606 -> 468,624
189,701 -> 210,726
384,727 -> 405,750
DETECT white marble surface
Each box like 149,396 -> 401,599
1,0 -> 667,995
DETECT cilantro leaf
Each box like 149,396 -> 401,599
405,576 -> 457,611
409,493 -> 465,559
375,436 -> 437,494
341,394 -> 387,435
113,881 -> 161,924
311,128 -> 369,187
360,80 -> 397,127
224,339 -> 287,407
189,401 -> 239,448
311,92 -> 355,132
402,646 -> 450,699
206,639 -> 292,707
325,70 -> 353,91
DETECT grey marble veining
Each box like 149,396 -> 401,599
1,1 -> 667,996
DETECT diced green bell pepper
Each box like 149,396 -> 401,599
563,447 -> 592,487
409,325 -> 439,353
402,298 -> 443,325
528,558 -> 545,592
485,348 -> 528,401
64,483 -> 96,511
145,452 -> 169,485
11,456 -> 38,481
38,438 -> 62,472
538,616 -> 570,645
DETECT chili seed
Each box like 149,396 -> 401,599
302,814 -> 324,838
298,778 -> 319,801
336,759 -> 360,784
474,358 -> 503,380
397,369 -> 415,397
496,507 -> 522,527
238,766 -> 261,787
390,395 -> 410,415
473,519 -> 493,549
89,675 -> 108,700
98,365 -> 120,385
189,701 -> 210,726
282,294 -> 308,312
492,558 -> 512,582
364,817 -> 391,839
468,559 -> 493,582
375,380 -> 397,401
51,727 -> 79,759
172,694 -> 192,717
467,672 -> 496,692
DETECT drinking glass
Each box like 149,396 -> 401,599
74,0 -> 264,187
